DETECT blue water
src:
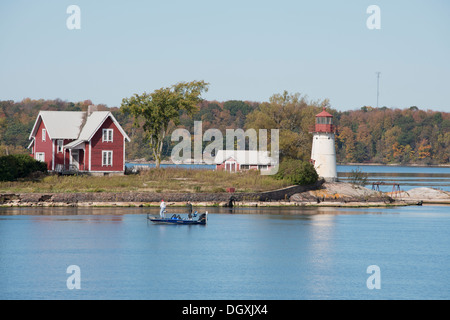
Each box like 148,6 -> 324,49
1,206 -> 449,300
338,165 -> 450,192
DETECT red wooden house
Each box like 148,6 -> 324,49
28,108 -> 130,175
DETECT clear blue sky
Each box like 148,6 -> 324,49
1,0 -> 449,112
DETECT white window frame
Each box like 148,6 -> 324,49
36,152 -> 45,162
102,129 -> 113,142
57,140 -> 64,153
102,150 -> 113,166
42,129 -> 46,142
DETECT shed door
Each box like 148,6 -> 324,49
225,161 -> 237,173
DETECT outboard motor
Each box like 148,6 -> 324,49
198,212 -> 208,223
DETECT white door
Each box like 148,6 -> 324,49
71,150 -> 79,169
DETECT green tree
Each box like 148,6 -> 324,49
0,154 -> 47,181
120,81 -> 209,168
275,159 -> 318,185
223,100 -> 254,117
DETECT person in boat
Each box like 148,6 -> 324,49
187,201 -> 193,219
160,199 -> 166,218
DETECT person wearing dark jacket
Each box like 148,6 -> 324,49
187,201 -> 193,219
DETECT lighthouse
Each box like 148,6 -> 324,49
310,107 -> 338,182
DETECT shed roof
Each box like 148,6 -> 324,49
214,150 -> 273,165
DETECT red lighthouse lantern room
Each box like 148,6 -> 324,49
314,107 -> 336,133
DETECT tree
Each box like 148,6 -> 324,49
416,139 -> 432,162
337,126 -> 356,162
275,159 -> 318,185
120,81 -> 209,168
382,126 -> 402,163
0,154 -> 47,181
245,91 -> 329,161
223,100 -> 254,117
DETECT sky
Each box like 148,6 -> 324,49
1,0 -> 449,112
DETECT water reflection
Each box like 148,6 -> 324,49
302,214 -> 337,298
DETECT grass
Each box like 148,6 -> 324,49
0,168 -> 291,194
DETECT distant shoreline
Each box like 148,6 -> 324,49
337,162 -> 450,167
127,160 -> 450,168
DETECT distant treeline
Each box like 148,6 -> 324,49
0,97 -> 448,165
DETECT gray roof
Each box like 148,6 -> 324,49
29,110 -> 130,144
30,111 -> 85,140
78,111 -> 112,141
214,150 -> 273,165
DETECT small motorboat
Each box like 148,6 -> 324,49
147,211 -> 208,225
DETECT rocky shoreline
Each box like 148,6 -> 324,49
2,181 -> 445,208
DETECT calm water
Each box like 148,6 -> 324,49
1,206 -> 449,300
338,165 -> 450,192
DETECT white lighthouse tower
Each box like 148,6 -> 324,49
310,107 -> 338,182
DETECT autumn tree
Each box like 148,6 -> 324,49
245,91 -> 330,161
337,126 -> 356,163
120,81 -> 209,168
416,139 -> 432,163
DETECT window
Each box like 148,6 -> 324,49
102,151 -> 113,166
36,152 -> 45,162
317,117 -> 331,125
57,140 -> 64,153
42,129 -> 46,142
102,129 -> 113,142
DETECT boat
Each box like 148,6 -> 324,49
147,211 -> 208,225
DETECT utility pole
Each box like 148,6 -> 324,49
376,72 -> 381,108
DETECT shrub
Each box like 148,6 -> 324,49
275,159 -> 318,185
0,154 -> 47,181
349,167 -> 368,186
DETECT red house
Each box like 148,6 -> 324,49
28,108 -> 131,175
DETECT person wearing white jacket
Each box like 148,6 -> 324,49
160,199 -> 166,218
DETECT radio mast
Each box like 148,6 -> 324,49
376,72 -> 381,108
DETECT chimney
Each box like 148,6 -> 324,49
87,105 -> 98,116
